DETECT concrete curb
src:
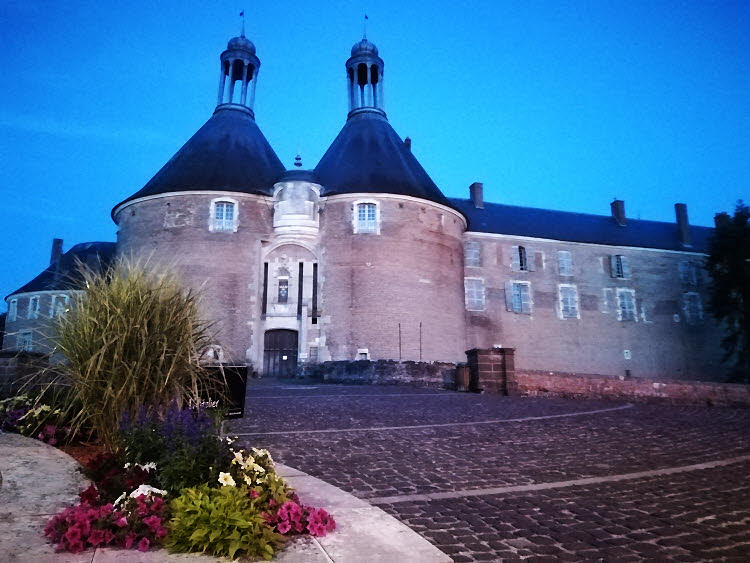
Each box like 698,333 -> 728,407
0,433 -> 448,562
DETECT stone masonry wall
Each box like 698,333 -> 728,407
298,360 -> 457,389
512,369 -> 750,406
464,233 -> 727,382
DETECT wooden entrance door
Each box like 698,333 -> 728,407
263,330 -> 298,377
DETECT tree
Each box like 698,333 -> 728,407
705,201 -> 750,381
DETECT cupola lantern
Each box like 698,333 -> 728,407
346,35 -> 385,118
217,33 -> 261,117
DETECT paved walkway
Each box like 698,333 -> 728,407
229,379 -> 750,561
0,431 -> 446,562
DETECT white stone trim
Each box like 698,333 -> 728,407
325,193 -> 467,228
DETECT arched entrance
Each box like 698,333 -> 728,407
263,329 -> 298,377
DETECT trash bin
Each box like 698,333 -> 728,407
205,365 -> 248,419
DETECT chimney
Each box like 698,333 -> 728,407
470,182 -> 484,209
404,137 -> 411,152
50,238 -> 63,265
675,203 -> 691,246
610,199 -> 626,226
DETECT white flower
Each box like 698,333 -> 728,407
123,462 -> 132,469
114,492 -> 127,507
252,463 -> 265,474
218,472 -> 236,487
139,462 -> 157,472
232,451 -> 244,465
244,474 -> 254,486
129,484 -> 167,498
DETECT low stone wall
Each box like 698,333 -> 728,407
513,370 -> 750,406
296,360 -> 457,389
0,352 -> 50,397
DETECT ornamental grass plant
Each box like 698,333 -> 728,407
49,257 -> 223,449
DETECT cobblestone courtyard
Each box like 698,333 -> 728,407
229,380 -> 750,561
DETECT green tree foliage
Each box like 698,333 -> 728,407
705,201 -> 750,381
50,258 -> 223,448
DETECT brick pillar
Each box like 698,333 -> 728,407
465,347 -> 515,395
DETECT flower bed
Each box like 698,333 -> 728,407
2,396 -> 335,559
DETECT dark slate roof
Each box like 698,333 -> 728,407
451,198 -> 714,253
276,169 -> 321,184
7,242 -> 116,298
314,112 -> 452,207
113,106 -> 284,215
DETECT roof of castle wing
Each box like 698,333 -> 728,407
314,112 -> 453,208
112,107 -> 284,215
7,242 -> 116,299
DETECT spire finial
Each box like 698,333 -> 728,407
240,10 -> 246,37
363,13 -> 368,39
294,153 -> 302,168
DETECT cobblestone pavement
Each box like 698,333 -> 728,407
230,380 -> 750,561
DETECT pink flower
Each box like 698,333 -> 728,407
138,537 -> 150,552
114,516 -> 128,528
124,532 -> 137,549
142,515 -> 162,533
277,520 -> 291,534
249,489 -> 260,498
88,529 -> 106,546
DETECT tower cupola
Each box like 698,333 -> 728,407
346,35 -> 385,118
217,32 -> 260,117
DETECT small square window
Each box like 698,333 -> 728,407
17,330 -> 33,352
464,278 -> 485,310
356,202 -> 378,233
278,278 -> 289,303
557,251 -> 573,276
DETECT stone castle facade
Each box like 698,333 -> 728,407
3,32 -> 726,382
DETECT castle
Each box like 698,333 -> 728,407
3,32 -> 726,382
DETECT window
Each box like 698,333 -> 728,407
512,246 -> 535,271
278,278 -> 289,303
610,255 -> 631,279
558,285 -> 579,319
355,202 -> 378,234
17,330 -> 33,352
616,288 -> 636,321
557,251 -> 573,276
28,296 -> 40,319
49,294 -> 70,318
464,278 -> 485,310
505,281 -> 532,314
678,261 -> 699,286
683,292 -> 703,324
8,299 -> 17,322
209,198 -> 238,232
465,240 -> 481,267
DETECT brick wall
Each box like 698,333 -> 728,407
512,369 -> 750,406
298,359 -> 457,389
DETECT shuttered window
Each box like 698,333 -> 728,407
465,240 -> 481,267
505,281 -> 532,314
558,285 -> 579,319
464,278 -> 485,310
557,251 -> 573,276
616,288 -> 636,321
610,255 -> 631,279
512,246 -> 535,271
683,292 -> 703,324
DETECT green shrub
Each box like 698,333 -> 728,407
50,257 -> 224,449
167,484 -> 284,560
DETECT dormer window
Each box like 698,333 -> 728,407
354,201 -> 379,234
209,198 -> 238,232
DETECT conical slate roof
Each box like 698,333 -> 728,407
113,107 -> 284,214
314,112 -> 452,208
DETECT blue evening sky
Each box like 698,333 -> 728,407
1,1 -> 748,304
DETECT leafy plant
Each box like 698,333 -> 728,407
167,484 -> 284,560
48,257 -> 225,449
